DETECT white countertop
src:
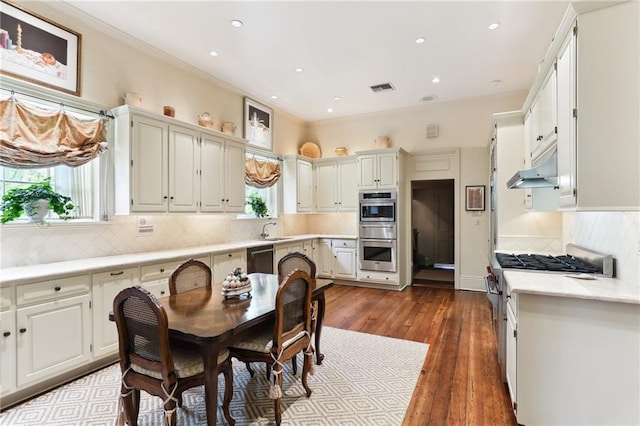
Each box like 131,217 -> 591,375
504,270 -> 640,305
0,234 -> 356,285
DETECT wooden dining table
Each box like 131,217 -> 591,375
156,273 -> 333,426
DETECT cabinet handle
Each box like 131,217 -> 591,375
19,328 -> 27,333
54,286 -> 61,292
163,196 -> 168,200
3,332 -> 10,337
160,268 -> 165,273
160,290 -> 165,295
170,196 -> 174,200
221,198 -> 225,202
110,271 -> 124,276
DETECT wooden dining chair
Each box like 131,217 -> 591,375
113,286 -> 234,426
169,258 -> 212,295
229,269 -> 314,426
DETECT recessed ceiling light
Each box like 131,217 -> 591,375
295,67 -> 304,73
421,95 -> 439,102
432,77 -> 440,83
491,79 -> 503,86
209,50 -> 219,57
270,95 -> 278,100
415,37 -> 426,44
230,19 -> 243,28
327,108 -> 333,113
488,22 -> 500,30
333,96 -> 341,101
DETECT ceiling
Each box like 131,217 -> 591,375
58,1 -> 570,122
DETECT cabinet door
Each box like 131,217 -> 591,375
376,153 -> 398,189
557,28 -> 577,208
131,115 -> 168,212
1,308 -> 16,397
296,160 -> 313,212
506,303 -> 517,411
16,294 -> 92,387
337,159 -> 358,211
224,140 -> 247,213
315,162 -> 338,212
333,247 -> 356,279
92,268 -> 138,359
213,251 -> 247,284
318,239 -> 333,277
531,68 -> 558,161
200,134 -> 225,212
168,126 -> 200,212
357,154 -> 377,190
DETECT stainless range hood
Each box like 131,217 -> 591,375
507,148 -> 558,189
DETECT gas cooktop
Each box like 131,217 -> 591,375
495,252 -> 599,274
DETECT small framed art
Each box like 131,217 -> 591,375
465,185 -> 485,211
244,97 -> 273,151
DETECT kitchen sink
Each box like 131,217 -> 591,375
263,237 -> 292,241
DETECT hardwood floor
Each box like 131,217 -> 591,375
321,283 -> 517,426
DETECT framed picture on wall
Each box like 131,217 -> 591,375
465,185 -> 485,211
0,0 -> 82,96
244,97 -> 273,151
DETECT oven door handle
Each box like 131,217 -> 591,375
485,276 -> 502,295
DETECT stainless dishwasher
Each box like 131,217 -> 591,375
246,244 -> 274,274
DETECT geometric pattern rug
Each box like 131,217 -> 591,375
0,327 -> 429,425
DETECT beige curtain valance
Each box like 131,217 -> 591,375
245,156 -> 281,188
0,98 -> 107,169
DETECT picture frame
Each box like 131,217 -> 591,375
465,185 -> 485,211
244,97 -> 273,151
0,0 -> 81,96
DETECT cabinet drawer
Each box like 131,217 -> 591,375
16,275 -> 90,307
1,287 -> 12,311
140,256 -> 209,283
358,270 -> 398,284
332,239 -> 356,249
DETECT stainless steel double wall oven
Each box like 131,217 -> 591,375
359,190 -> 397,272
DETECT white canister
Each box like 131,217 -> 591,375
123,92 -> 142,107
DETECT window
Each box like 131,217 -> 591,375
244,183 -> 279,218
243,153 -> 281,218
0,160 -> 99,222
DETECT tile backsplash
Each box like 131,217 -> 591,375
564,211 -> 640,287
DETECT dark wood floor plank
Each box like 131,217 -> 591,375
322,284 -> 517,426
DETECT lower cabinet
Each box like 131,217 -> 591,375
213,251 -> 247,284
140,256 -> 210,298
318,239 -> 357,279
1,295 -> 16,397
92,267 -> 139,359
15,275 -> 92,388
505,301 -> 517,412
357,270 -> 399,286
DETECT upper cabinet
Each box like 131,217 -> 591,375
356,150 -> 399,190
283,155 -> 313,213
315,156 -> 358,212
529,66 -> 558,163
112,106 -> 246,214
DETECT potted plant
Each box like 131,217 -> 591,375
246,192 -> 268,218
1,178 -> 75,225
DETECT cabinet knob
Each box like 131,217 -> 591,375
160,291 -> 165,295
160,268 -> 165,273
163,196 -> 168,200
3,331 -> 10,337
54,286 -> 61,292
19,328 -> 27,333
170,196 -> 174,200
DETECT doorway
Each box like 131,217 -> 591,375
411,179 -> 455,287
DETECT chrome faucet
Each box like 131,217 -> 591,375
260,221 -> 277,240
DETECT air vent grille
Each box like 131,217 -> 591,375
370,82 -> 395,93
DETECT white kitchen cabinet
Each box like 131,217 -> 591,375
505,300 -> 517,413
91,267 -> 139,360
315,157 -> 358,212
356,151 -> 398,190
317,239 -> 357,279
15,275 -> 92,388
200,136 -> 246,213
213,251 -> 247,284
529,66 -> 557,163
113,105 -> 247,214
283,156 -> 313,213
140,256 -> 210,298
1,287 -> 15,397
274,241 -> 305,272
357,270 -> 399,286
505,287 -> 640,426
561,3 -> 639,210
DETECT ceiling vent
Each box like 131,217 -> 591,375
426,123 -> 439,138
370,82 -> 395,93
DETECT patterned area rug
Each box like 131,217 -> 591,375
1,327 -> 428,425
